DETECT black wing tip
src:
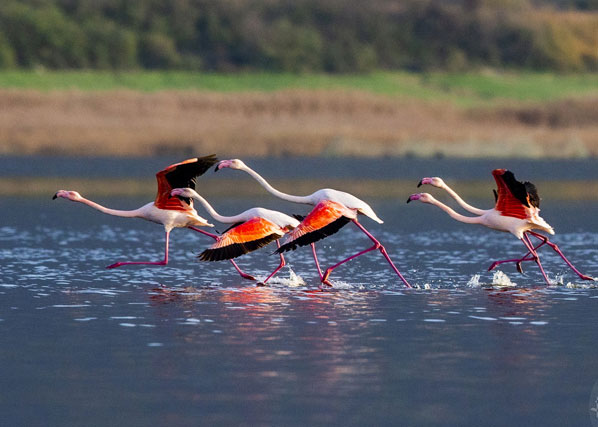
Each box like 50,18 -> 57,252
199,153 -> 218,163
165,154 -> 219,190
198,234 -> 281,261
524,181 -> 541,208
275,241 -> 297,253
277,216 -> 351,252
498,169 -> 536,208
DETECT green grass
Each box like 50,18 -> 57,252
2,70 -> 598,105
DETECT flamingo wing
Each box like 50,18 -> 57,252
276,200 -> 354,253
155,155 -> 218,210
492,169 -> 539,219
199,217 -> 284,261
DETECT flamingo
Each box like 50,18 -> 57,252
170,187 -> 300,284
407,169 -> 595,284
215,159 -> 412,288
53,155 -> 254,280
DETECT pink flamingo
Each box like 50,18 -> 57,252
170,187 -> 300,284
408,169 -> 595,284
215,159 -> 411,288
53,155 -> 254,280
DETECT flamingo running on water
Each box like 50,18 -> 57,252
170,187 -> 300,284
215,159 -> 411,288
53,155 -> 254,280
407,169 -> 595,284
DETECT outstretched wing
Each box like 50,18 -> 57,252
276,200 -> 354,253
492,169 -> 539,219
199,217 -> 284,261
155,155 -> 218,210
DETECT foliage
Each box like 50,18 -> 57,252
0,0 -> 596,72
2,70 -> 598,108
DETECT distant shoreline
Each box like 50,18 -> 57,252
1,71 -> 598,159
4,177 -> 598,201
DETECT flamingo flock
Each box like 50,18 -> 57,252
54,156 -> 596,288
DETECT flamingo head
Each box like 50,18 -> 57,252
53,190 -> 83,201
170,187 -> 195,199
215,158 -> 246,172
418,177 -> 445,188
406,192 -> 433,204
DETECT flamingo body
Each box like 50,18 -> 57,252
410,168 -> 593,284
171,187 -> 299,283
278,200 -> 355,252
305,189 -> 384,224
201,217 -> 286,261
53,156 -> 222,269
215,159 -> 411,288
134,201 -> 211,231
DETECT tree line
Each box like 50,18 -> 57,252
0,0 -> 596,72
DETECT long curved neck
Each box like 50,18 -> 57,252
185,189 -> 245,223
427,197 -> 483,225
441,183 -> 486,215
78,197 -> 141,218
239,165 -> 313,205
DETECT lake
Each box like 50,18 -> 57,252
1,156 -> 598,426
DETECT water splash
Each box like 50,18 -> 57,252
261,267 -> 306,288
491,270 -> 517,288
467,274 -> 482,287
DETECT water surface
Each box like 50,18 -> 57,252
1,158 -> 598,426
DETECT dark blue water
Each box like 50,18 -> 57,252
2,157 -> 598,426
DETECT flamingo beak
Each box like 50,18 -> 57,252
406,194 -> 420,203
52,193 -> 58,200
417,180 -> 423,188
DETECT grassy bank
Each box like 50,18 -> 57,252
2,70 -> 598,105
2,70 -> 598,158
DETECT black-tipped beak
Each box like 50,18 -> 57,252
417,180 -> 423,188
214,164 -> 220,173
52,193 -> 58,200
406,197 -> 412,203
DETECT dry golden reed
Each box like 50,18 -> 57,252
1,88 -> 598,158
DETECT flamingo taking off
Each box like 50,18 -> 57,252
170,187 -> 300,284
215,159 -> 411,288
407,169 -> 595,284
53,155 -> 254,279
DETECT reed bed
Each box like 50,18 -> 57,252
1,88 -> 598,158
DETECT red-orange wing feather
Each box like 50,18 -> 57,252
155,155 -> 217,211
199,217 -> 285,261
492,169 -> 531,220
277,200 -> 353,252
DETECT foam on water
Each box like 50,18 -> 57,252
256,267 -> 306,287
491,270 -> 517,288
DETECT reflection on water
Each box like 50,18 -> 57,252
2,192 -> 598,426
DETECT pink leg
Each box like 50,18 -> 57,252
311,243 -> 324,281
262,241 -> 286,284
527,231 -> 595,281
320,220 -> 411,288
188,226 -> 218,239
521,232 -> 551,285
488,238 -> 547,274
106,230 -> 170,269
188,226 -> 256,281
